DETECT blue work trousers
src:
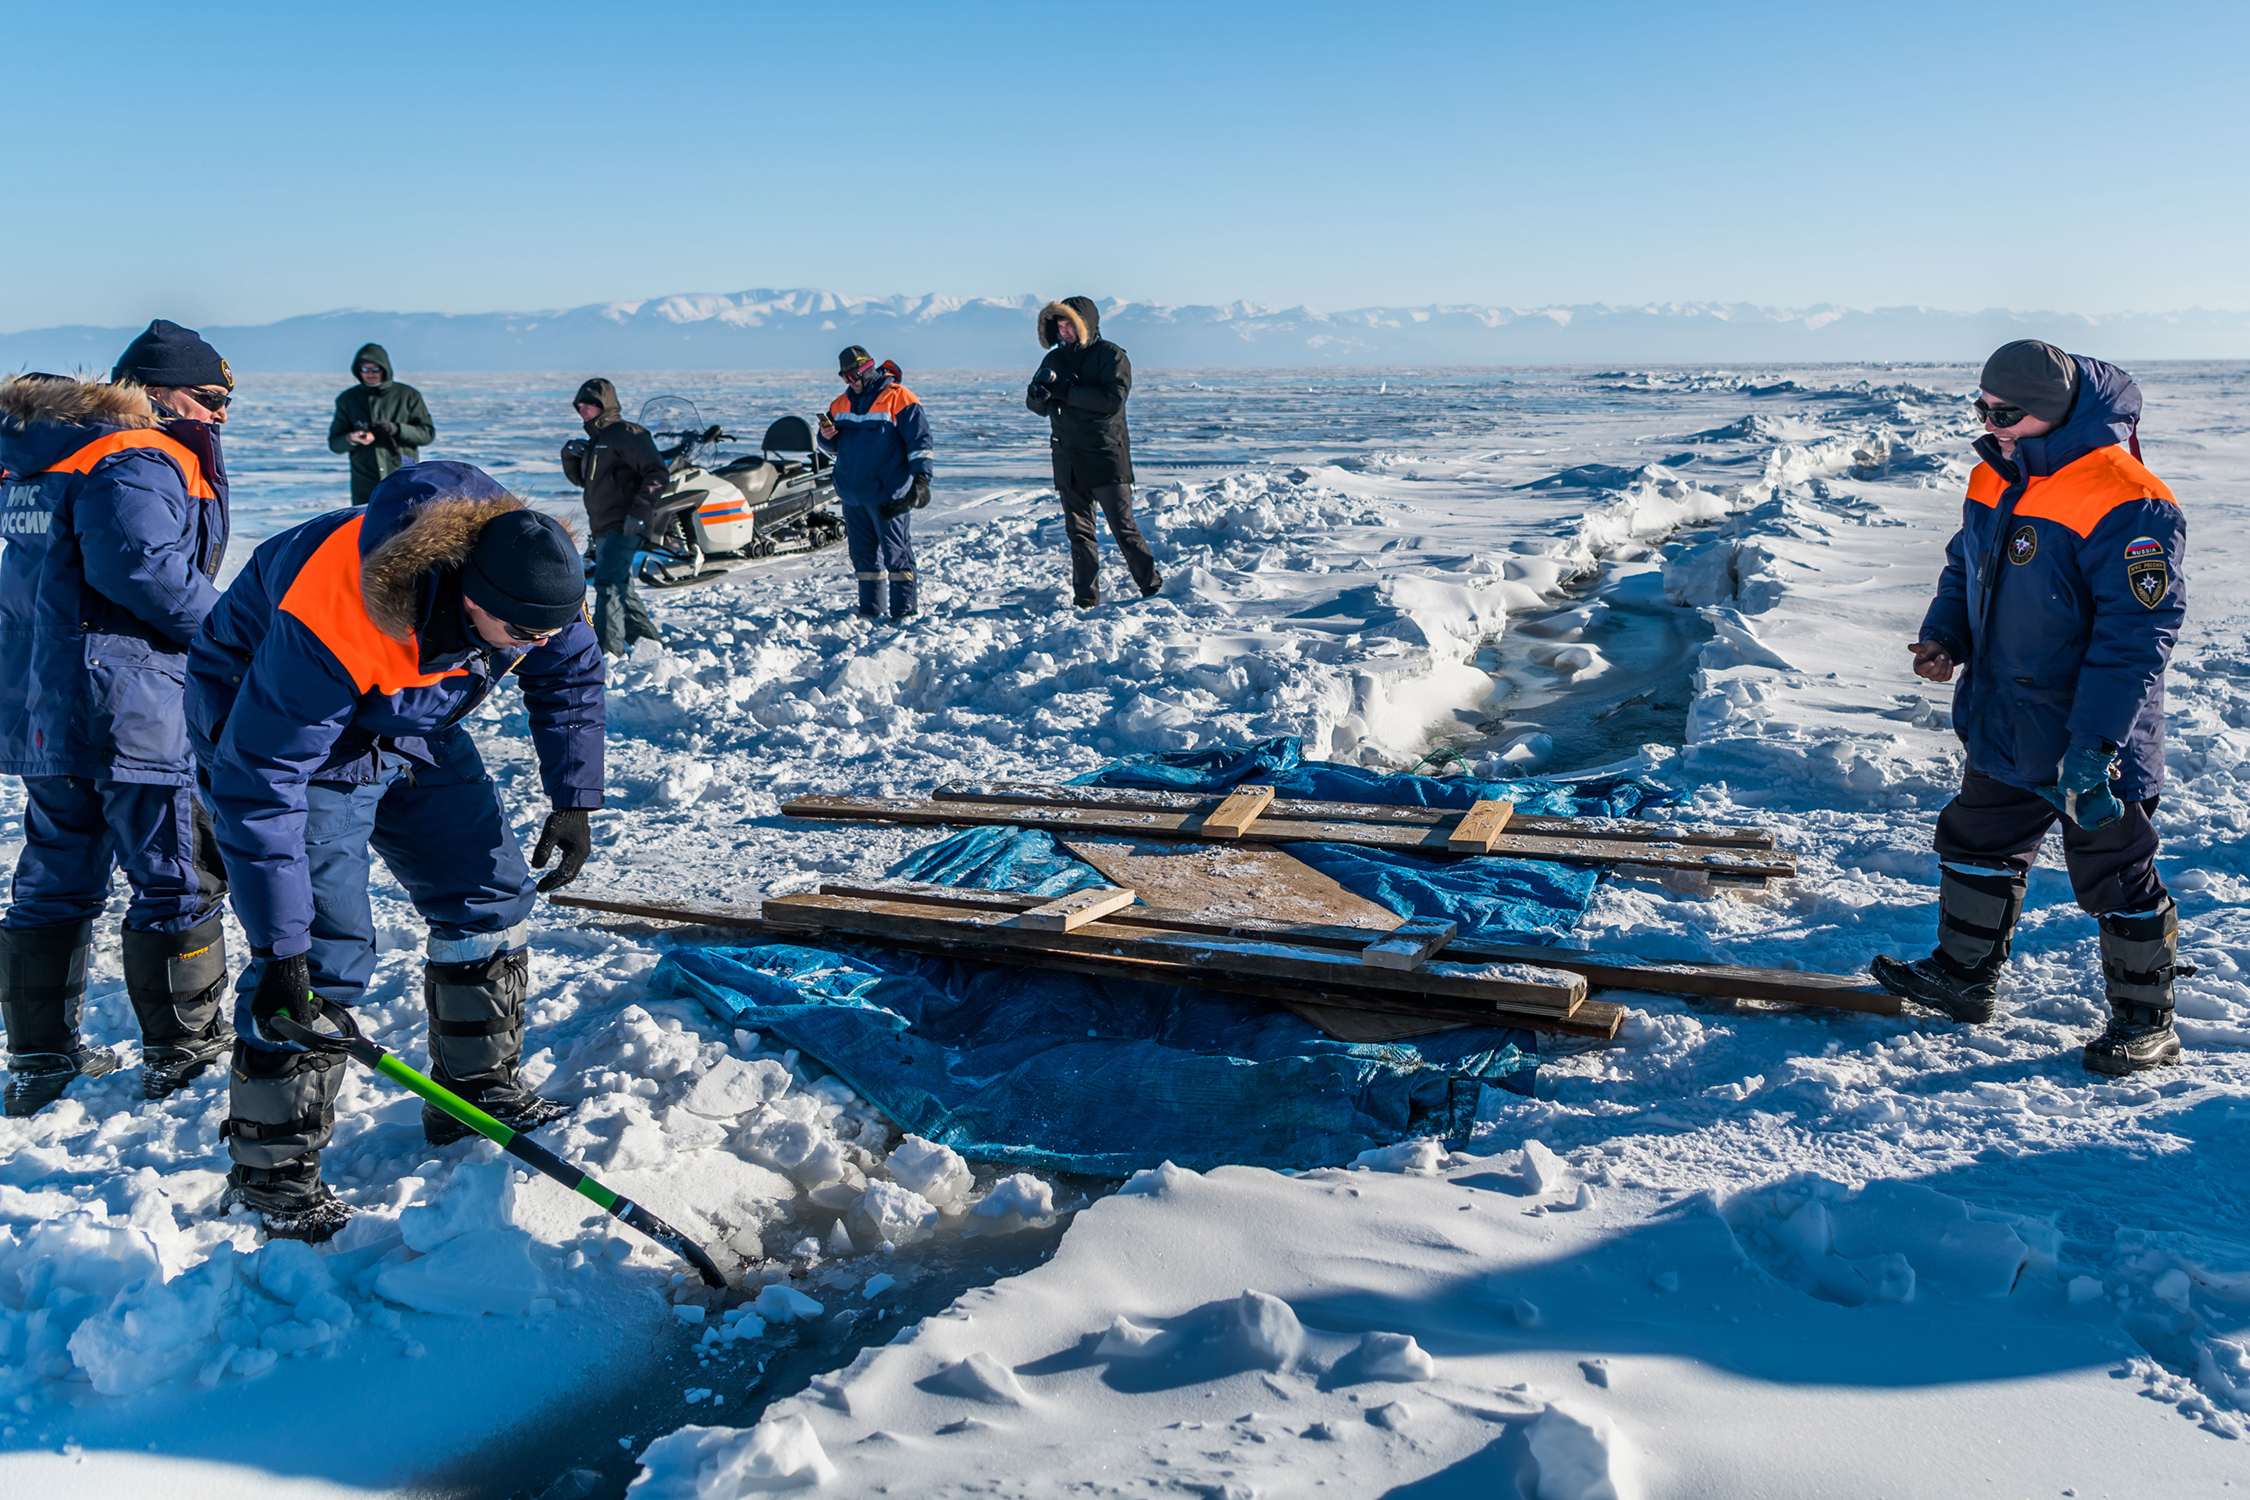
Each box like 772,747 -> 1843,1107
590,528 -> 660,656
5,774 -> 223,934
233,731 -> 537,1036
842,504 -> 916,618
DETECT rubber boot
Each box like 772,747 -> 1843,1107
2084,898 -> 2185,1076
1,920 -> 118,1117
122,912 -> 236,1100
1870,865 -> 2026,1024
421,948 -> 570,1146
221,1035 -> 351,1242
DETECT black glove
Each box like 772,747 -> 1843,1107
533,808 -> 593,892
622,512 -> 647,539
563,438 -> 589,459
911,474 -> 931,509
251,953 -> 316,1032
879,494 -> 915,519
371,421 -> 399,445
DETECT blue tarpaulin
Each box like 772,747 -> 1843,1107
649,944 -> 1533,1175
649,738 -> 1676,1173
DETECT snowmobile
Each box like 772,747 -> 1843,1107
631,395 -> 844,589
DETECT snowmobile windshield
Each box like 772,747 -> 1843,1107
640,395 -> 714,470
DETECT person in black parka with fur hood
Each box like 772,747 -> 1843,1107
1026,297 -> 1163,607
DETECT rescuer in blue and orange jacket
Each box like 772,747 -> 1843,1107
1873,341 -> 2188,1077
0,322 -> 239,1120
817,347 -> 932,620
187,462 -> 604,1241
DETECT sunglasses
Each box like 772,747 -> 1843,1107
841,365 -> 871,381
189,387 -> 233,411
501,620 -> 563,644
1972,398 -> 2028,429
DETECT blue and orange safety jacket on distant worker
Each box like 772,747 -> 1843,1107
0,375 -> 230,785
1920,354 -> 2186,800
186,464 -> 604,958
817,369 -> 934,509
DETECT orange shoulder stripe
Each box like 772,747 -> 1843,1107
44,430 -> 216,500
828,394 -> 850,416
2014,446 -> 2178,538
1966,463 -> 2004,507
872,385 -> 917,412
278,515 -> 470,695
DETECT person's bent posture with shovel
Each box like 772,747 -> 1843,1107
188,462 -> 605,1241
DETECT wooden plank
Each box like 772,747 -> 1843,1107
1016,885 -> 1136,932
1199,784 -> 1275,839
548,885 -> 1889,1018
1058,837 -> 1401,931
801,885 -> 1891,1015
931,779 -> 1778,851
1278,1001 -> 1469,1042
1447,799 -> 1515,853
758,893 -> 1585,1017
781,794 -> 1797,879
1360,917 -> 1458,971
548,887 -> 1628,1040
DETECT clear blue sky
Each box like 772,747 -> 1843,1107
7,0 -> 2245,331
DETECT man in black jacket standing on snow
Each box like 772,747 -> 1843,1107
560,377 -> 665,656
1026,297 -> 1162,608
329,344 -> 434,506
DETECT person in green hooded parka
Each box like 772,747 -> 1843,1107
327,344 -> 435,505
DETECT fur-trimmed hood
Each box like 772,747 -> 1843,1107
355,462 -> 535,640
0,374 -> 161,433
1038,297 -> 1100,349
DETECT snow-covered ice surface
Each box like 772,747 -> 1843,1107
4,363 -> 2249,1497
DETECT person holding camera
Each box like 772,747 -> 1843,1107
327,344 -> 433,506
560,377 -> 665,656
1026,296 -> 1162,608
817,347 -> 931,622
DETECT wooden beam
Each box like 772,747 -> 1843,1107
547,885 -> 1893,1019
1447,799 -> 1515,853
780,795 -> 1797,880
1016,885 -> 1136,932
1198,784 -> 1275,839
930,779 -> 1778,851
758,892 -> 1587,1017
1359,917 -> 1458,971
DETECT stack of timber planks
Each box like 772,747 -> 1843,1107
551,879 -> 1901,1041
778,780 -> 1797,886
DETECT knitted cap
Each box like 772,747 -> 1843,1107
112,319 -> 231,390
1979,340 -> 2080,424
462,510 -> 586,631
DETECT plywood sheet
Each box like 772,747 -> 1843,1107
1059,837 -> 1402,932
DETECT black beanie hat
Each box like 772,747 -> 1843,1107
462,510 -> 587,631
112,319 -> 231,390
1980,339 -> 2080,424
838,345 -> 874,376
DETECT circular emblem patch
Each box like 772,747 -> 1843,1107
2007,524 -> 2038,565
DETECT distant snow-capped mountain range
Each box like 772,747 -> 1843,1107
6,289 -> 2246,371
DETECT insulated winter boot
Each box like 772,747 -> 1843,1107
223,1160 -> 353,1244
222,1031 -> 349,1237
1139,574 -> 1166,599
1,921 -> 118,1117
420,948 -> 571,1146
122,912 -> 236,1100
2083,898 -> 2185,1076
1870,864 -> 2026,1024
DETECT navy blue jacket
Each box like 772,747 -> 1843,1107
817,373 -> 933,509
1921,356 -> 2185,798
0,377 -> 229,785
187,465 -> 604,957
